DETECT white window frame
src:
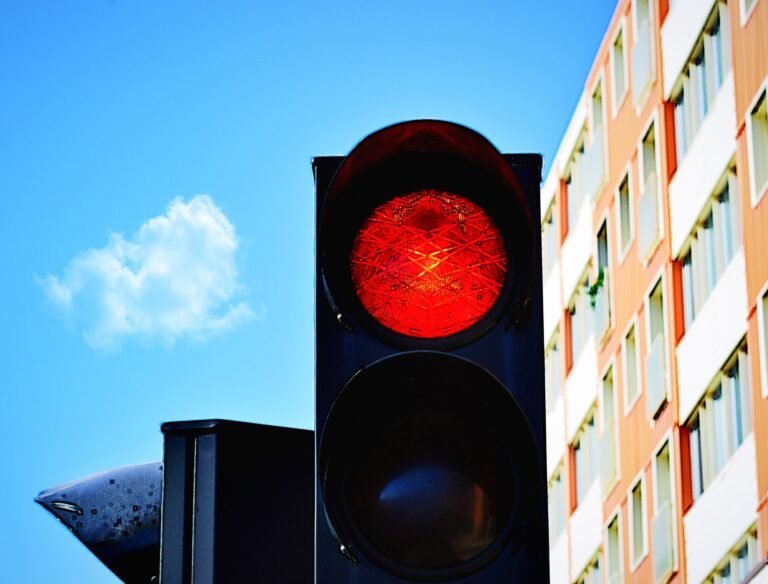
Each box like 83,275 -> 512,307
651,432 -> 679,578
588,71 -> 609,202
615,164 -> 635,265
599,356 -> 621,494
631,0 -> 656,112
758,280 -> 768,398
747,79 -> 768,208
622,315 -> 643,415
610,17 -> 629,118
740,0 -> 760,26
628,470 -> 649,572
603,506 -> 624,584
643,268 -> 672,421
637,110 -> 664,265
593,211 -> 614,343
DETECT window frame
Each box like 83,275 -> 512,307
740,0 -> 759,26
758,280 -> 768,398
610,17 -> 629,118
603,507 -> 624,584
615,164 -> 635,264
643,269 -> 671,420
631,0 -> 656,111
600,356 -> 621,494
622,316 -> 642,415
637,111 -> 664,264
593,212 -> 614,343
651,432 -> 679,578
747,80 -> 768,208
628,470 -> 649,572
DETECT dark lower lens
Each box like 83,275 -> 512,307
320,352 -> 537,581
347,411 -> 512,570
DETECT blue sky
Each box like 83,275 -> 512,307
1,1 -> 614,581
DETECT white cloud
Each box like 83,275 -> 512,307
40,195 -> 258,349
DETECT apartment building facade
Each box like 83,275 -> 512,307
542,0 -> 768,582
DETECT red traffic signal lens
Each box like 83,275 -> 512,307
349,190 -> 506,338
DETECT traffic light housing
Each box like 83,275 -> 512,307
314,120 -> 549,582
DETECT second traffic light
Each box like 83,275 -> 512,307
314,120 -> 549,582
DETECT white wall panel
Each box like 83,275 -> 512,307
547,396 -> 566,479
569,480 -> 602,578
565,335 -> 598,443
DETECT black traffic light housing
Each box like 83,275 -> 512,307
314,120 -> 549,583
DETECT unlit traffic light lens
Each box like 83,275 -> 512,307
320,352 -> 539,581
350,190 -> 506,338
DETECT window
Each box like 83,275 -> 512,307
748,86 -> 768,204
617,173 -> 633,258
741,0 -> 758,24
548,467 -> 567,542
542,204 -> 558,276
566,140 -> 587,231
760,287 -> 768,397
573,410 -> 599,505
629,475 -> 648,568
646,279 -> 667,419
632,0 -> 654,105
652,441 -> 676,582
611,23 -> 628,113
600,365 -> 618,490
623,323 -> 640,409
680,169 -> 742,329
577,556 -> 602,584
593,221 -> 612,338
545,331 -> 561,411
584,82 -> 607,201
605,514 -> 622,584
704,528 -> 759,583
688,343 -> 752,500
568,273 -> 593,367
672,4 -> 731,163
638,122 -> 660,259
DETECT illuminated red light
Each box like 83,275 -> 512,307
350,190 -> 507,338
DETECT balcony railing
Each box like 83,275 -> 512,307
646,333 -> 667,420
599,419 -> 618,491
638,171 -> 659,260
592,270 -> 610,340
633,17 -> 653,105
652,500 -> 676,583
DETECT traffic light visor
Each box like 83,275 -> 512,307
320,120 -> 535,347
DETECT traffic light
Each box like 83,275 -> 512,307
314,120 -> 549,582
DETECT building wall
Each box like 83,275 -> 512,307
543,0 -> 768,581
